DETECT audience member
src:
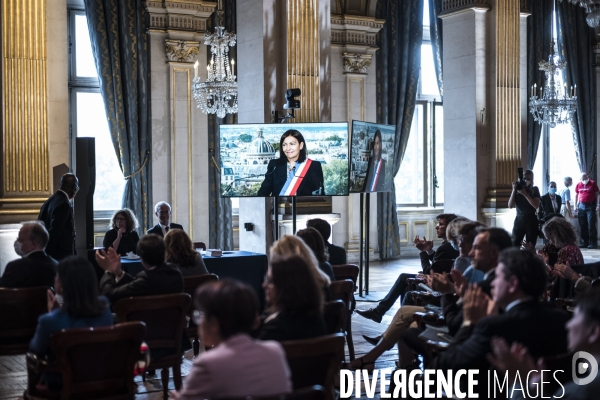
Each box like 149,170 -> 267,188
147,201 -> 183,237
164,229 -> 208,276
29,257 -> 112,390
453,221 -> 485,274
430,249 -> 569,395
539,181 -> 562,222
296,227 -> 335,282
37,173 -> 79,260
560,176 -> 574,218
171,280 -> 291,399
96,234 -> 184,304
541,217 -> 583,267
270,235 -> 331,296
0,222 -> 57,288
306,218 -> 347,265
356,213 -> 459,323
103,208 -> 140,256
258,255 -> 325,341
575,172 -> 599,249
508,169 -> 541,247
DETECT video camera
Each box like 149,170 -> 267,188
516,167 -> 524,190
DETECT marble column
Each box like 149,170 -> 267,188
146,1 -> 215,242
330,14 -> 383,261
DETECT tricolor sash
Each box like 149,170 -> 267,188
279,159 -> 313,196
370,160 -> 382,191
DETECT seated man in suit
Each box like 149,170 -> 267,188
96,234 -> 184,304
430,248 -> 570,395
356,213 -> 459,323
147,201 -> 184,236
306,218 -> 346,265
0,221 -> 57,288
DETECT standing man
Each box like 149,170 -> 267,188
575,172 -> 600,249
306,218 -> 347,265
0,221 -> 57,288
38,173 -> 78,260
146,201 -> 183,237
561,176 -> 574,218
538,181 -> 562,221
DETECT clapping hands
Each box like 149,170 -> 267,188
463,285 -> 497,324
554,262 -> 580,281
414,235 -> 434,252
95,247 -> 123,276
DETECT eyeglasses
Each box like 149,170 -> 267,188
115,217 -> 126,222
192,310 -> 204,325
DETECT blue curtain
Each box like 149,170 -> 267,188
557,1 -> 597,177
84,0 -> 151,232
428,0 -> 443,99
376,0 -> 423,259
526,0 -> 553,170
207,0 -> 235,250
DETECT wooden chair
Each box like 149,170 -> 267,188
430,259 -> 455,274
280,334 -> 345,400
218,385 -> 327,400
193,242 -> 207,251
322,300 -> 345,335
113,293 -> 191,399
0,286 -> 50,355
329,280 -> 355,360
331,264 -> 359,310
183,273 -> 219,356
25,322 -> 146,400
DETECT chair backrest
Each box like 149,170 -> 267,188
331,264 -> 359,285
430,259 -> 455,274
113,293 -> 191,355
329,279 -> 353,310
572,262 -> 600,279
322,300 -> 345,334
0,286 -> 49,354
183,273 -> 219,301
193,241 -> 207,250
45,321 -> 145,399
280,333 -> 345,397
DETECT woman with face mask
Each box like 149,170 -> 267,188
508,169 -> 541,247
538,181 -> 563,222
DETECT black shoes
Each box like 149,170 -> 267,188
589,244 -> 597,249
362,334 -> 382,346
580,243 -> 589,248
355,308 -> 383,323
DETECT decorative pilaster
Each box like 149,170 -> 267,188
0,0 -> 50,217
165,40 -> 200,63
342,53 -> 372,74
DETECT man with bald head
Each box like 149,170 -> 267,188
575,172 -> 600,249
0,221 -> 57,288
38,173 -> 79,260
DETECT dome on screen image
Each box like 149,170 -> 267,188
246,128 -> 276,164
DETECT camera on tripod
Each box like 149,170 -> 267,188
515,167 -> 525,190
283,88 -> 301,111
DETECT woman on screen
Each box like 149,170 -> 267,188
364,130 -> 387,192
257,129 -> 324,196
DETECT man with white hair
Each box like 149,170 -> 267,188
0,221 -> 57,288
146,201 -> 183,237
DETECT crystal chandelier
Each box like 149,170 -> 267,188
559,0 -> 600,27
528,0 -> 577,130
192,0 -> 238,119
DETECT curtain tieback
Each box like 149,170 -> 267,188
124,150 -> 150,180
211,156 -> 220,173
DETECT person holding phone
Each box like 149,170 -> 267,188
508,169 -> 541,247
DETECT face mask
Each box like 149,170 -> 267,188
549,188 -> 557,195
14,240 -> 24,256
583,180 -> 590,185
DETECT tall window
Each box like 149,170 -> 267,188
69,9 -> 125,212
394,0 -> 443,207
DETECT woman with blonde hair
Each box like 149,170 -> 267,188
164,229 -> 208,276
270,235 -> 331,290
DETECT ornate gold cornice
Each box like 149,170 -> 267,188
342,53 -> 372,74
165,40 -> 200,62
145,0 -> 216,33
330,14 -> 384,48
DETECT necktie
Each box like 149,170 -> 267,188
165,226 -> 169,233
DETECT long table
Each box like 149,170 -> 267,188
120,251 -> 268,308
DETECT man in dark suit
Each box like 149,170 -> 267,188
0,221 -> 57,288
306,218 -> 347,265
38,173 -> 78,260
538,181 -> 563,221
146,201 -> 184,237
356,213 -> 459,323
96,234 -> 184,305
431,248 -> 570,395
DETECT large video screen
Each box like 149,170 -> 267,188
349,120 -> 396,193
220,122 -> 350,197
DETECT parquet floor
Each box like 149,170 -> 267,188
2,249 -> 599,399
